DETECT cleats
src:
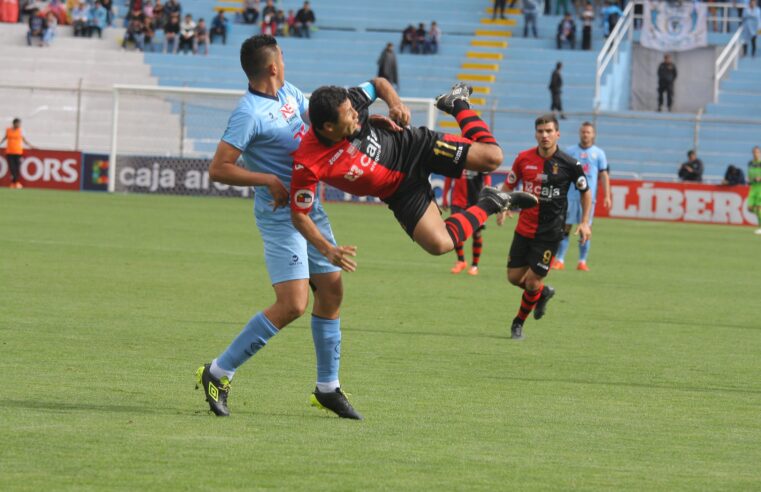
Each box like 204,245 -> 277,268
507,191 -> 538,210
478,186 -> 512,212
755,228 -> 761,235
511,319 -> 524,340
451,261 -> 468,274
551,258 -> 565,270
533,285 -> 555,320
435,82 -> 473,115
310,387 -> 363,420
467,265 -> 479,276
195,363 -> 231,417
577,261 -> 590,271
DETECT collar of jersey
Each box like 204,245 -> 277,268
248,85 -> 279,101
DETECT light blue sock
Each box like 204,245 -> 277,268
311,315 -> 341,384
555,235 -> 570,262
216,312 -> 279,373
579,239 -> 591,263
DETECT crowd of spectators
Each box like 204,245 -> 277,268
24,0 -> 112,46
399,22 -> 440,54
238,0 -> 315,38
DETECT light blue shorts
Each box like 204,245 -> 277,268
566,199 -> 596,225
255,201 -> 341,285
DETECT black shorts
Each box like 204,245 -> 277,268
507,232 -> 559,277
384,127 -> 470,237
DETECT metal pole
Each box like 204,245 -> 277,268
108,87 -> 119,193
75,78 -> 83,151
694,108 -> 703,152
180,98 -> 186,158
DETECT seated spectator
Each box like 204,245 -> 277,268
164,0 -> 181,21
286,9 -> 296,35
275,9 -> 286,36
242,0 -> 259,25
425,21 -> 440,54
414,23 -> 426,53
143,0 -> 154,21
556,13 -> 576,49
178,13 -> 196,54
152,0 -> 165,30
71,1 -> 89,37
43,11 -> 57,45
163,11 -> 181,53
601,0 -> 622,37
27,10 -> 46,46
678,150 -> 704,182
400,24 -> 415,53
195,18 -> 208,55
210,11 -> 228,45
722,164 -> 746,185
89,1 -> 108,38
45,0 -> 67,26
122,16 -> 145,50
260,0 -> 276,35
293,1 -> 315,38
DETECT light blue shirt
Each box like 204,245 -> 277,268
222,81 -> 308,215
742,6 -> 760,42
565,143 -> 608,202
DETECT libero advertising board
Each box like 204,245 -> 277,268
0,149 -> 82,190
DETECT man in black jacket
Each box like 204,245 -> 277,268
678,150 -> 703,182
657,54 -> 677,112
549,62 -> 565,119
294,1 -> 315,38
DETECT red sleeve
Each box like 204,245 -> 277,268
504,155 -> 522,190
290,161 -> 319,214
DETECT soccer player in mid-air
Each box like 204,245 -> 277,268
442,171 -> 492,275
195,35 -> 367,420
289,81 -> 537,271
552,121 -> 611,271
497,114 -> 591,340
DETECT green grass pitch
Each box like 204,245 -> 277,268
1,189 -> 760,490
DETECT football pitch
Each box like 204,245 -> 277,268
1,189 -> 760,490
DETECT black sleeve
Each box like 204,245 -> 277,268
347,85 -> 373,113
569,157 -> 589,193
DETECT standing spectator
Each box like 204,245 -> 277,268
377,42 -> 399,88
178,13 -> 196,54
100,0 -> 113,25
163,11 -> 180,53
27,9 -> 45,46
1,118 -> 35,189
122,15 -> 145,50
415,22 -> 426,53
210,11 -> 228,45
399,24 -> 415,53
274,9 -> 286,36
601,0 -> 622,37
523,0 -> 539,38
195,17 -> 208,55
493,0 -> 507,19
555,0 -> 569,15
678,150 -> 703,182
737,0 -> 749,29
294,1 -> 315,38
42,11 -> 57,46
741,0 -> 760,57
71,1 -> 89,37
89,1 -> 107,38
580,2 -> 594,50
549,62 -> 565,119
721,164 -> 746,185
747,146 -> 761,234
657,53 -> 677,112
151,0 -> 164,30
242,0 -> 259,25
556,12 -> 576,49
425,21 -> 440,53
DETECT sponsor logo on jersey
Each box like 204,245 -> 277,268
344,165 -> 364,181
280,103 -> 297,122
525,165 -> 538,170
294,163 -> 304,170
294,189 -> 314,208
328,149 -> 344,166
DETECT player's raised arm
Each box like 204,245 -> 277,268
370,77 -> 411,127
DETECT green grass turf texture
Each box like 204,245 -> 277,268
1,188 -> 760,491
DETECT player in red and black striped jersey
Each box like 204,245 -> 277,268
290,79 -> 537,272
442,171 -> 492,275
497,113 -> 592,340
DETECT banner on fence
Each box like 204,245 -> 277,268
0,149 -> 82,190
641,0 -> 708,52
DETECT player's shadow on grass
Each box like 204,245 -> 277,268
0,399 -> 177,414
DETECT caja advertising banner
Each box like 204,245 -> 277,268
0,149 -> 82,190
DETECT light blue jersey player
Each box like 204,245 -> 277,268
553,122 -> 611,271
195,35 -> 362,419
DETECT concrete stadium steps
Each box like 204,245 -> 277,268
708,56 -> 761,119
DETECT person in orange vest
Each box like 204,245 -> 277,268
2,118 -> 36,189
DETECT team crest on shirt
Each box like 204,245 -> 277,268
551,162 -> 559,175
280,100 -> 297,122
294,189 -> 314,208
344,165 -> 364,181
507,170 -> 517,184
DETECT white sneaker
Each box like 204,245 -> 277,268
754,228 -> 761,235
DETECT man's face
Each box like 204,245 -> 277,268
331,99 -> 360,138
579,125 -> 595,147
12,121 -> 20,129
665,55 -> 671,64
753,147 -> 761,161
275,47 -> 285,86
535,122 -> 559,151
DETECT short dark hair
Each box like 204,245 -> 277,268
309,86 -> 349,131
240,35 -> 278,80
556,61 -> 562,70
688,149 -> 696,158
581,121 -> 595,130
12,118 -> 20,125
535,113 -> 559,131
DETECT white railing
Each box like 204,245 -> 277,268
714,27 -> 744,103
594,2 -> 635,108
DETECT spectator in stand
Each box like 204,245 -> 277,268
400,24 -> 416,53
657,53 -> 677,112
195,18 -> 208,55
493,0 -> 507,19
27,9 -> 46,45
1,118 -> 35,189
152,0 -> 164,30
678,150 -> 703,182
89,1 -> 107,39
556,12 -> 576,49
45,0 -> 67,26
210,11 -> 228,45
42,11 -> 57,46
580,2 -> 594,50
178,13 -> 196,54
243,0 -> 260,25
741,0 -> 760,57
415,22 -> 426,53
164,0 -> 181,22
143,0 -> 154,22
523,0 -> 539,38
275,9 -> 286,36
377,42 -> 399,88
122,15 -> 145,50
260,0 -> 276,35
555,0 -> 569,15
601,0 -> 622,37
294,1 -> 315,38
721,164 -> 746,185
737,0 -> 748,29
100,0 -> 113,26
425,21 -> 440,53
287,9 -> 296,35
71,1 -> 89,37
163,11 -> 181,53
549,61 -> 565,119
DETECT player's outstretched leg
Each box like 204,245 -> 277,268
435,82 -> 473,115
533,285 -> 556,320
310,387 -> 364,420
451,241 -> 468,274
195,363 -> 232,417
511,287 -> 543,339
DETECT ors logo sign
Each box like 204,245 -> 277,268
0,149 -> 82,190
